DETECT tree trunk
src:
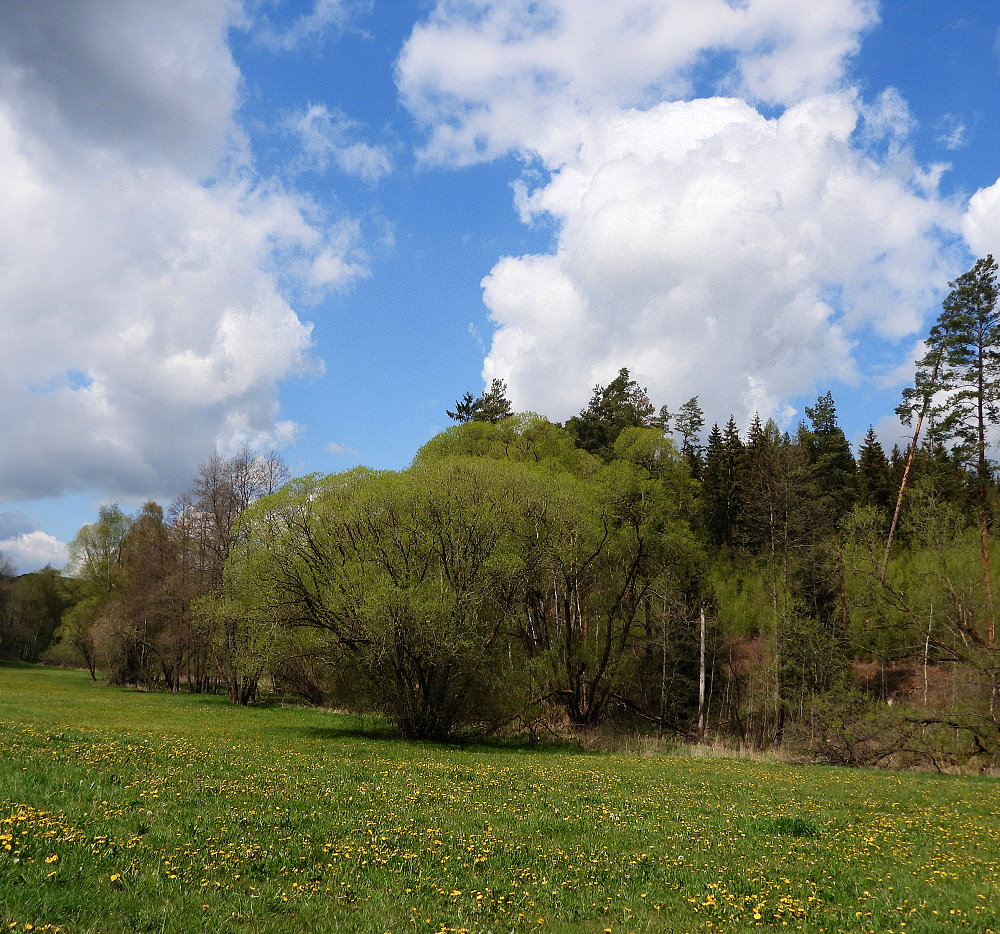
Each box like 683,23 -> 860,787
697,604 -> 707,741
977,482 -> 994,647
978,349 -> 995,648
883,349 -> 942,580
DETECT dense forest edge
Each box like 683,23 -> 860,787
4,256 -> 1000,772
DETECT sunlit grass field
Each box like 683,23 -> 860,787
0,664 -> 997,934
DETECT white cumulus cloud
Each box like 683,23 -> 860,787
0,531 -> 68,574
0,0 -> 367,503
398,0 -> 878,168
398,0 -> 962,426
961,178 -> 1000,259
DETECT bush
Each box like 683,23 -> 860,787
784,692 -> 909,767
786,691 -> 1000,771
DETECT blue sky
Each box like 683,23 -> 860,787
0,0 -> 999,572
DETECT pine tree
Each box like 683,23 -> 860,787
903,255 -> 1000,646
674,396 -> 705,475
477,378 -> 514,422
447,378 -> 513,423
565,367 -> 655,459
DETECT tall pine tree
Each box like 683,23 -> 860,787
447,378 -> 514,423
565,367 -> 656,459
902,255 -> 1000,646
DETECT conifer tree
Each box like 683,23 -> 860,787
674,396 -> 705,475
802,391 -> 857,520
857,426 -> 893,513
701,417 -> 744,547
565,367 -> 655,459
900,255 -> 1000,646
447,378 -> 513,423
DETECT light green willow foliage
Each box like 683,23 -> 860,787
221,460 -> 562,738
217,420 -> 702,737
413,413 -> 600,477
419,422 -> 703,729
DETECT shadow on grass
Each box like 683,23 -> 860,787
299,720 -> 587,756
746,816 -> 820,837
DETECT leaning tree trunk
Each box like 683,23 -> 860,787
882,349 -> 942,581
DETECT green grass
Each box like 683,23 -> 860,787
0,663 -> 997,934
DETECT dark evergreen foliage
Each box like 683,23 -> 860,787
701,417 -> 743,547
803,390 -> 857,519
674,396 -> 706,476
447,378 -> 514,423
857,426 -> 893,512
565,367 -> 656,459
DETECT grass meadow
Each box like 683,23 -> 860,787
0,663 -> 997,934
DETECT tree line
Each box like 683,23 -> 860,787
2,450 -> 288,702
5,256 -> 1000,769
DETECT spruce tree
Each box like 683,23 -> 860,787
701,417 -> 744,547
803,391 -> 857,519
857,426 -> 893,512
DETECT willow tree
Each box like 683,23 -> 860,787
50,505 -> 132,677
418,422 -> 702,730
218,459 -> 547,735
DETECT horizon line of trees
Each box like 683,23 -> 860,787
4,256 -> 1000,769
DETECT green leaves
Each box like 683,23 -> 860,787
66,504 -> 132,596
446,378 -> 513,424
903,255 -> 1000,472
225,458 -> 555,737
896,255 -> 1000,647
566,367 -> 656,460
218,424 -> 704,737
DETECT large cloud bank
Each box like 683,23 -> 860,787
398,0 -> 967,424
0,0 -> 364,503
